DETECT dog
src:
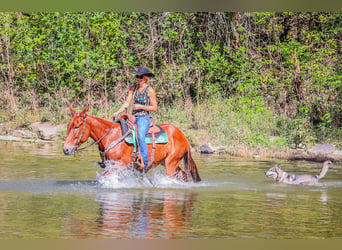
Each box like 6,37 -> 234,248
265,160 -> 332,185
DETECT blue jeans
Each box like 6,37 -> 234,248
135,116 -> 151,169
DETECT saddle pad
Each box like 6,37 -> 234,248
124,125 -> 169,144
124,133 -> 168,144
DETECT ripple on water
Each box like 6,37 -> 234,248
0,169 -> 220,194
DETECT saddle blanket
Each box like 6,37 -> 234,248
117,119 -> 168,144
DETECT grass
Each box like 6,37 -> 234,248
155,98 -> 341,159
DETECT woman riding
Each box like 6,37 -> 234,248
113,66 -> 158,170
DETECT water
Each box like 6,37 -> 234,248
0,140 -> 341,239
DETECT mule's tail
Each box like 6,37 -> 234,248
184,148 -> 201,182
316,160 -> 332,180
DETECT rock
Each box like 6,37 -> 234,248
12,129 -> 37,139
327,150 -> 342,162
0,135 -> 51,143
29,122 -> 65,141
308,144 -> 335,155
290,144 -> 342,162
199,143 -> 229,154
200,144 -> 214,154
0,135 -> 22,141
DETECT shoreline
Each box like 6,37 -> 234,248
1,125 -> 341,164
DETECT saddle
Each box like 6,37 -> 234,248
116,114 -> 168,170
117,114 -> 168,145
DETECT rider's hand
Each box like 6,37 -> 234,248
133,104 -> 144,110
113,112 -> 118,121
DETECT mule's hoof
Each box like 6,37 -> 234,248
98,161 -> 106,169
102,167 -> 114,176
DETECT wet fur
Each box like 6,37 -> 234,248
265,160 -> 332,185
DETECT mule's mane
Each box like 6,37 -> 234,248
83,114 -> 121,135
86,114 -> 115,127
84,114 -> 121,142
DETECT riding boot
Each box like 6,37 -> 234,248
131,153 -> 145,173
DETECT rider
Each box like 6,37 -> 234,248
113,66 -> 158,170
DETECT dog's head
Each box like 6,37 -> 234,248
265,164 -> 282,179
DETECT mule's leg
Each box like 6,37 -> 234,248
102,161 -> 127,176
174,167 -> 188,182
165,156 -> 188,182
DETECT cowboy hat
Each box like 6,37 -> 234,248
131,66 -> 155,77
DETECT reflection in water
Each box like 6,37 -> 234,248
266,190 -> 329,206
2,140 -> 59,156
95,190 -> 197,239
1,140 -> 342,239
319,191 -> 328,204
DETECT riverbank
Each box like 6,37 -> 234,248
1,120 -> 341,163
1,98 -> 342,163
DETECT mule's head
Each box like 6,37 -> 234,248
63,105 -> 90,155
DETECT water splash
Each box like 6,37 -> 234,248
96,161 -> 208,189
96,167 -> 154,188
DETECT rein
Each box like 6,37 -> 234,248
100,129 -> 132,161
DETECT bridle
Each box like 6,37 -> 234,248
72,115 -> 131,159
74,116 -> 88,151
73,115 -> 115,153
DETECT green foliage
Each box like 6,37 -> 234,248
0,12 -> 341,148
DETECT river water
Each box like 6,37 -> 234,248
0,140 -> 341,239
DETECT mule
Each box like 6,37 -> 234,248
63,105 -> 201,182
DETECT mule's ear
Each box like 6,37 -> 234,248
69,105 -> 76,117
80,104 -> 89,117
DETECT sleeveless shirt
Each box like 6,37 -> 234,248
132,84 -> 150,116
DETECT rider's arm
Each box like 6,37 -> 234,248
113,89 -> 134,120
147,87 -> 158,112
